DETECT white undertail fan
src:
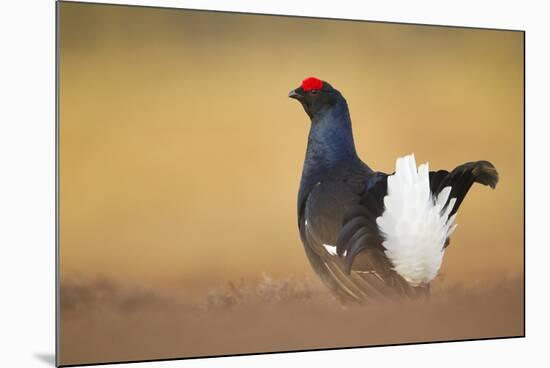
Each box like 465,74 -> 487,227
376,154 -> 457,286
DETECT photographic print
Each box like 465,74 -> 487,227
56,1 -> 524,366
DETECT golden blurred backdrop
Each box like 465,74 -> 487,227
59,2 -> 523,293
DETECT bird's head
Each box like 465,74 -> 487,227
288,77 -> 346,120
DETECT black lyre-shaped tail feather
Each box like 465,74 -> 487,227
429,160 -> 499,218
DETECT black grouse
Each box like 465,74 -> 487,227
289,77 -> 498,302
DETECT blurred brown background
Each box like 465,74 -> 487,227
58,2 -> 523,365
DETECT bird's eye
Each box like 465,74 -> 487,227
310,90 -> 319,95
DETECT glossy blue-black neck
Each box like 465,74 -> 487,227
304,100 -> 359,171
298,100 -> 361,209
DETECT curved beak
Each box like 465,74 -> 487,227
288,89 -> 303,100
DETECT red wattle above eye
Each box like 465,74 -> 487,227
302,77 -> 323,91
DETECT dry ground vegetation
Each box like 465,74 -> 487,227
59,274 -> 524,366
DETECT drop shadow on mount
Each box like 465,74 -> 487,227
34,353 -> 56,367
